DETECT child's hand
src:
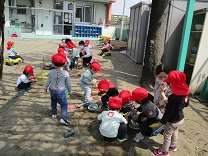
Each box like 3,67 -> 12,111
44,89 -> 47,95
141,117 -> 147,122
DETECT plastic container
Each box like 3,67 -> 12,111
64,129 -> 75,138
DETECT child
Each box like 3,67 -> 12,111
78,62 -> 101,105
153,64 -> 172,113
70,46 -> 80,70
128,88 -> 163,142
154,70 -> 190,156
97,97 -> 128,143
119,90 -> 137,119
16,65 -> 34,93
43,53 -> 72,125
97,79 -> 119,110
7,41 -> 24,61
100,38 -> 111,56
57,43 -> 71,71
79,40 -> 92,67
65,40 -> 76,58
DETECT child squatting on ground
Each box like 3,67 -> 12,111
154,70 -> 190,156
118,90 -> 137,120
78,62 -> 101,105
97,97 -> 128,143
16,65 -> 35,93
97,79 -> 119,110
128,88 -> 163,142
43,53 -> 72,126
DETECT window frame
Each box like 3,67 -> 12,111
17,5 -> 26,15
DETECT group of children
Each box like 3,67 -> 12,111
12,38 -> 190,156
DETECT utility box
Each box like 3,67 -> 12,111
127,2 -> 151,64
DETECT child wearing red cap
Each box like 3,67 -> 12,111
119,90 -> 137,119
98,97 -> 128,142
57,43 -> 71,71
78,62 -> 101,105
97,79 -> 119,110
154,70 -> 190,156
153,64 -> 172,114
79,40 -> 92,67
43,53 -> 72,126
7,41 -> 25,62
100,38 -> 111,56
129,88 -> 163,142
16,65 -> 35,93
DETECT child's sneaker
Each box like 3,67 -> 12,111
59,118 -> 70,125
129,122 -> 140,130
52,114 -> 57,119
77,100 -> 90,107
20,89 -> 26,93
134,132 -> 144,142
154,148 -> 169,156
27,85 -> 33,90
169,146 -> 177,151
117,134 -> 128,143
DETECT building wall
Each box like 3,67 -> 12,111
95,3 -> 106,24
35,0 -> 53,35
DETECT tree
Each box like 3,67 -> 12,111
0,0 -> 5,80
140,0 -> 171,87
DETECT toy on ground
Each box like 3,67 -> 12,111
34,70 -> 50,85
100,51 -> 111,56
43,57 -> 52,70
88,103 -> 99,112
5,57 -> 22,66
64,128 -> 75,138
77,58 -> 83,69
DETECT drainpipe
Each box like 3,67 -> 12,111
106,3 -> 112,26
177,0 -> 195,71
119,0 -> 126,41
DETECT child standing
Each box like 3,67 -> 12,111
57,43 -> 71,71
100,38 -> 111,56
97,79 -> 119,110
78,62 -> 101,105
119,90 -> 137,119
43,53 -> 72,125
16,65 -> 34,93
128,88 -> 163,142
154,70 -> 190,156
153,64 -> 172,113
98,97 -> 128,143
7,41 -> 24,61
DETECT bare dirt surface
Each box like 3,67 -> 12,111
0,39 -> 207,156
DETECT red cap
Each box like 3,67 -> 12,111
163,70 -> 190,95
66,41 -> 76,48
24,65 -> 34,76
98,79 -> 109,92
108,97 -> 122,109
90,62 -> 101,73
85,40 -> 90,45
129,88 -> 148,101
106,38 -> 110,41
119,90 -> 131,103
51,53 -> 66,64
7,41 -> 14,46
59,43 -> 65,48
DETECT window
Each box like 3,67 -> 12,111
17,5 -> 26,14
75,3 -> 95,23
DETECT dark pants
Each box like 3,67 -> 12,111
79,53 -> 92,66
9,55 -> 22,59
17,82 -> 31,90
103,123 -> 127,141
100,49 -> 109,55
136,112 -> 159,136
70,57 -> 78,69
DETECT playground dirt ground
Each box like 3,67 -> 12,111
0,39 -> 207,156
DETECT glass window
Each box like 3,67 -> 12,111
17,5 -> 26,15
54,0 -> 63,10
75,3 -> 95,23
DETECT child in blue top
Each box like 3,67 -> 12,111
78,62 -> 101,104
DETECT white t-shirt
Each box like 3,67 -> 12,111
16,74 -> 29,86
97,111 -> 127,138
84,47 -> 92,58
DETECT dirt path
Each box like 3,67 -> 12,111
0,39 -> 207,156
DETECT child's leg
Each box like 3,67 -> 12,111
50,91 -> 58,115
79,82 -> 91,101
101,94 -> 110,107
17,82 -> 29,90
57,91 -> 68,119
136,112 -> 147,124
117,123 -> 127,139
161,119 -> 184,152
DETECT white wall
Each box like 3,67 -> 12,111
35,0 -> 53,35
95,3 -> 106,24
